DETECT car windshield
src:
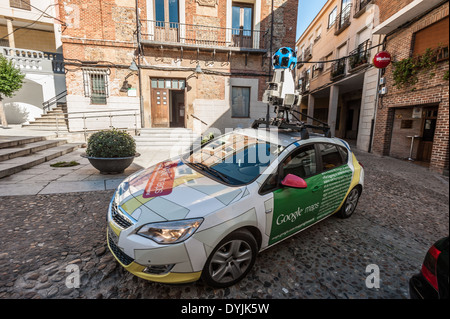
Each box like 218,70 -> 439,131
184,132 -> 284,185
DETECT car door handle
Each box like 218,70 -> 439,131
312,185 -> 322,192
265,209 -> 273,214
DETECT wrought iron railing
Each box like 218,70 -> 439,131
348,40 -> 371,71
140,20 -> 269,51
43,90 -> 68,113
299,73 -> 310,93
330,58 -> 347,80
335,4 -> 352,35
354,0 -> 373,17
303,45 -> 313,61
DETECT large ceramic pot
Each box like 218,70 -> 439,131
82,153 -> 140,174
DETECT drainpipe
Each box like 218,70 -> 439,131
135,0 -> 144,129
369,34 -> 386,153
266,0 -> 274,126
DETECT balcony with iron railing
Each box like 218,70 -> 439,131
140,20 -> 269,53
0,46 -> 64,74
303,45 -> 313,61
348,39 -> 372,72
330,57 -> 347,80
354,0 -> 373,18
334,4 -> 352,35
299,74 -> 310,94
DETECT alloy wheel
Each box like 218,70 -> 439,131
209,239 -> 253,284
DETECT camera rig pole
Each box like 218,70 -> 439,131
252,61 -> 331,139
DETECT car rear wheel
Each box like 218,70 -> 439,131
337,186 -> 361,219
202,229 -> 257,288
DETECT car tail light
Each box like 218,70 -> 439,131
421,245 -> 442,291
358,161 -> 364,168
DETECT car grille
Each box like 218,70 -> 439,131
108,232 -> 134,266
111,202 -> 134,229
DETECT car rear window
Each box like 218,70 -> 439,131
318,143 -> 346,172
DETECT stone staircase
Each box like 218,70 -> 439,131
21,105 -> 69,132
135,128 -> 202,153
0,135 -> 83,179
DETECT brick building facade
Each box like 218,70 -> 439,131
58,0 -> 298,134
372,0 -> 449,175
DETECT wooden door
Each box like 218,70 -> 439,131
231,4 -> 253,48
417,107 -> 438,162
151,88 -> 170,127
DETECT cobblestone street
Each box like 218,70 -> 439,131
0,149 -> 448,299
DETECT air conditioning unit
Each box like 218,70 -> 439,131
315,62 -> 324,70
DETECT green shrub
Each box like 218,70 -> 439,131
86,129 -> 136,158
201,132 -> 215,145
392,48 -> 439,88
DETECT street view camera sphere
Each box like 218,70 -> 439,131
272,47 -> 297,70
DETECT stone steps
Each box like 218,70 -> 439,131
22,106 -> 69,131
135,128 -> 201,150
0,135 -> 83,179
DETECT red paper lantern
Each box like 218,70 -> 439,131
373,51 -> 392,69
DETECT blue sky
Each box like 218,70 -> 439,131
296,0 -> 328,41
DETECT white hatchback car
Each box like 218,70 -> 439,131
107,128 -> 364,287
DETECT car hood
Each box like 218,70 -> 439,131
115,158 -> 247,225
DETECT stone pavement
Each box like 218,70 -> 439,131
0,146 -> 448,300
0,147 -> 170,196
0,126 -> 172,196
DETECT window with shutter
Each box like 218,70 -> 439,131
413,17 -> 449,58
10,0 -> 31,10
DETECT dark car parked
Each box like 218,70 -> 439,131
409,237 -> 449,299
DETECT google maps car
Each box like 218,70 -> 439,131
107,128 -> 364,287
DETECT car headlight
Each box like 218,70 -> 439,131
137,218 -> 203,244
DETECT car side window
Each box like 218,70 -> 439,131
282,144 -> 317,179
259,144 -> 317,194
318,143 -> 345,172
338,146 -> 349,163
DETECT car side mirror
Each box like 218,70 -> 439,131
281,174 -> 307,189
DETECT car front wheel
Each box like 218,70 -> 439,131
202,229 -> 257,288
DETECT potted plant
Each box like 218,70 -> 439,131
82,128 -> 140,174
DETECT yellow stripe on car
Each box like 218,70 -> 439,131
125,262 -> 202,284
334,153 -> 362,213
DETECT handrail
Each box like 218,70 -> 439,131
44,109 -> 140,140
64,108 -> 139,115
43,90 -> 67,113
190,114 -> 208,126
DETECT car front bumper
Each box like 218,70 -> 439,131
106,227 -> 202,284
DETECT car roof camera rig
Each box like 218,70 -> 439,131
252,47 -> 331,140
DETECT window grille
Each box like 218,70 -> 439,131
82,68 -> 110,105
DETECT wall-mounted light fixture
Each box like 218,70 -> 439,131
129,60 -> 139,72
195,63 -> 203,74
